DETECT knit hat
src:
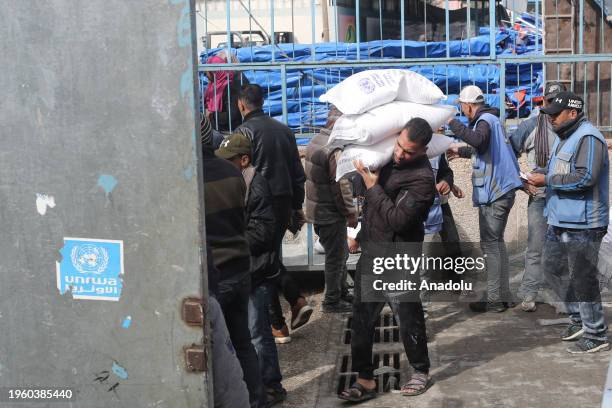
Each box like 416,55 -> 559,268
200,114 -> 213,146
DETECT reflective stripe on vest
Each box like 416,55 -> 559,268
545,122 -> 610,229
424,156 -> 443,234
471,113 -> 523,206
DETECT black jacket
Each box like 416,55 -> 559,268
238,110 -> 306,210
361,155 -> 435,243
243,168 -> 277,287
202,146 -> 251,291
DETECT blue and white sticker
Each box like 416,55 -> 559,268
56,237 -> 124,301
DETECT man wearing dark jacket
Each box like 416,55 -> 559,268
447,85 -> 523,313
201,116 -> 264,408
339,118 -> 435,403
237,84 -> 312,341
216,132 -> 287,407
305,106 -> 358,313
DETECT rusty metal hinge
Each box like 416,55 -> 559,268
184,345 -> 207,372
182,297 -> 204,326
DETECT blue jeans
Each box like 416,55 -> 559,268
542,226 -> 608,341
479,190 -> 516,302
518,196 -> 548,300
248,283 -> 283,391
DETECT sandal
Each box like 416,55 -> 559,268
338,382 -> 377,403
400,372 -> 432,396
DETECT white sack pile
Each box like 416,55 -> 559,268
319,69 -> 456,181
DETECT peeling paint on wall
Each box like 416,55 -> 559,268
36,193 -> 56,215
97,174 -> 118,195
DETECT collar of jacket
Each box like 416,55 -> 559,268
243,109 -> 265,122
469,105 -> 500,127
555,113 -> 586,140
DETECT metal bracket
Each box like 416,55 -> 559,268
184,345 -> 207,372
181,297 -> 204,326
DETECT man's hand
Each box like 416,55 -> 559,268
436,180 -> 451,195
347,214 -> 358,229
527,172 -> 546,187
451,184 -> 464,199
522,181 -> 539,197
348,237 -> 360,254
353,159 -> 379,190
287,209 -> 306,235
607,140 -> 612,151
446,143 -> 464,161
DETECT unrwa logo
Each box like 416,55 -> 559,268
71,244 -> 109,274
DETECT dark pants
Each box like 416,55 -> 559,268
218,278 -> 265,408
478,190 -> 516,302
542,225 -> 608,341
351,258 -> 430,379
315,221 -> 349,305
440,202 -> 462,258
269,196 -> 302,329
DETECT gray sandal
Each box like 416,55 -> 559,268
401,372 -> 432,396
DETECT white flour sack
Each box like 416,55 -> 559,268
328,101 -> 457,146
335,136 -> 396,181
334,133 -> 455,181
320,69 -> 446,115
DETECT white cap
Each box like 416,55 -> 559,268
457,85 -> 485,104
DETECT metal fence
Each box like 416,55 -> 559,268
197,0 -> 612,270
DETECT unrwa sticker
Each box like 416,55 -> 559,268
56,238 -> 124,301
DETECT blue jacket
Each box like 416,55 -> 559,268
545,121 -> 609,229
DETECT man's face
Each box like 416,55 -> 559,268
229,154 -> 250,170
459,103 -> 476,120
393,131 -> 427,166
549,108 -> 578,130
237,99 -> 247,118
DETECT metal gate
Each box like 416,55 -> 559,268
198,0 -> 612,271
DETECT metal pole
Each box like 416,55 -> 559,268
356,0 -> 361,61
467,0 -> 471,55
311,0 -> 316,61
445,0 -> 450,58
271,0 -> 276,62
535,0 -> 539,54
489,0 -> 496,59
500,60 -> 506,125
401,0 -> 405,59
226,0 -> 232,62
281,65 -> 288,124
579,0 -> 584,54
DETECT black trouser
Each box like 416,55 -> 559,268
350,259 -> 430,379
315,221 -> 349,305
268,196 -> 303,329
440,202 -> 462,258
218,278 -> 265,408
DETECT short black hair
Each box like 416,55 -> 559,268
402,117 -> 432,146
239,84 -> 264,109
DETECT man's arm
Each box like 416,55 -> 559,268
245,178 -> 276,255
448,118 -> 491,154
365,176 -> 435,234
330,150 -> 358,222
287,129 -> 306,210
509,115 -> 538,156
437,154 -> 454,186
546,135 -> 606,192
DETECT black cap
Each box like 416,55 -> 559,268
544,82 -> 566,101
541,92 -> 584,116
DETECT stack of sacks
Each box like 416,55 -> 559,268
319,69 -> 457,181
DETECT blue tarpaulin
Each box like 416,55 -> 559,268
200,24 -> 543,132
